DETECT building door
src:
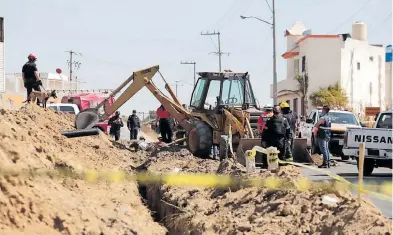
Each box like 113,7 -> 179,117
293,98 -> 298,115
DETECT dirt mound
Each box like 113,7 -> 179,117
140,146 -> 392,235
0,105 -> 166,235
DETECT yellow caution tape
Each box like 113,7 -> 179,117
0,164 -> 390,200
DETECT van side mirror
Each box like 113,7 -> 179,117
306,118 -> 314,124
360,121 -> 367,127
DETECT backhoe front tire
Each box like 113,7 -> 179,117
187,121 -> 213,158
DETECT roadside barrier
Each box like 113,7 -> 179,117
0,164 -> 391,201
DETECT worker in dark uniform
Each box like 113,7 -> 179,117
314,105 -> 332,168
261,105 -> 292,161
280,101 -> 297,161
156,105 -> 173,143
127,110 -> 140,140
22,54 -> 42,105
108,111 -> 123,141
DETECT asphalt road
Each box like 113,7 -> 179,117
301,156 -> 392,218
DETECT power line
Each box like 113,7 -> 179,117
327,0 -> 372,33
369,13 -> 392,32
201,31 -> 230,72
264,0 -> 272,12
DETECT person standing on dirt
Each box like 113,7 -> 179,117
261,105 -> 292,161
108,111 -> 123,141
127,110 -> 140,140
22,54 -> 42,105
280,101 -> 297,161
156,105 -> 172,143
314,105 -> 332,168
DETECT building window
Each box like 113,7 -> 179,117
357,62 -> 360,70
294,59 -> 299,75
301,97 -> 305,116
301,56 -> 306,72
0,17 -> 3,42
293,98 -> 298,115
369,56 -> 374,62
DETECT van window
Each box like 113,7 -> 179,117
59,106 -> 76,114
49,106 -> 58,111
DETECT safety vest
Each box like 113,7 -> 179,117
317,115 -> 332,139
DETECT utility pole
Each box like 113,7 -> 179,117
65,50 -> 81,82
201,31 -> 229,72
174,80 -> 184,97
272,0 -> 278,105
240,0 -> 277,104
180,61 -> 196,85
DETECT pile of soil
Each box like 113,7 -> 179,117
0,105 -> 166,235
140,147 -> 392,235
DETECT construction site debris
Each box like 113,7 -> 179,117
139,146 -> 392,235
0,105 -> 166,235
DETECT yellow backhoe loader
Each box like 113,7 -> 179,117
73,65 -> 311,164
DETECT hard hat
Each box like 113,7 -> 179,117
115,111 -> 120,116
263,104 -> 273,111
280,101 -> 290,108
28,54 -> 37,61
132,110 -> 136,114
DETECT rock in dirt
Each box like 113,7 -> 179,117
0,105 -> 166,235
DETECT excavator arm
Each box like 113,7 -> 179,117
75,65 -> 193,132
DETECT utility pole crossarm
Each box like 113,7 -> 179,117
201,31 -> 229,72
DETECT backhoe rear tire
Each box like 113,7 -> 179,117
187,121 -> 213,158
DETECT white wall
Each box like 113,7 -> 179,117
299,37 -> 342,110
0,42 -> 4,92
277,92 -> 302,116
340,38 -> 385,113
385,62 -> 392,109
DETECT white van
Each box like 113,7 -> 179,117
47,103 -> 80,115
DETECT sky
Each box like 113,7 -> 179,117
1,0 -> 392,115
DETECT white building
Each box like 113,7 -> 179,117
271,21 -> 387,116
0,17 -> 4,92
385,45 -> 392,109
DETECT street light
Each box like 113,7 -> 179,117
240,0 -> 277,105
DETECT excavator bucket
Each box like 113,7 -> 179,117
75,108 -> 100,130
293,138 -> 313,163
236,138 -> 261,166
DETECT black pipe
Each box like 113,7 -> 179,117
62,128 -> 100,138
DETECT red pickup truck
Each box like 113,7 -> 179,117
61,93 -> 115,134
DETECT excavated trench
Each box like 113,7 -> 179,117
132,145 -> 393,235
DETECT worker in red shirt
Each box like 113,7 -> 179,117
257,104 -> 273,136
156,105 -> 173,143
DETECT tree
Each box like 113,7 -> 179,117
309,83 -> 348,108
295,72 -> 309,116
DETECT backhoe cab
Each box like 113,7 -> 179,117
185,72 -> 262,159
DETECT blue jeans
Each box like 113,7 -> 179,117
211,145 -> 219,156
318,138 -> 330,165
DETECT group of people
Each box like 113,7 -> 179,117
258,102 -> 297,162
257,102 -> 332,168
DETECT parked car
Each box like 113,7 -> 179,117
298,109 -> 362,160
48,103 -> 80,115
343,110 -> 392,176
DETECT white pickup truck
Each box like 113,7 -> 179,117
343,110 -> 392,176
298,109 -> 361,160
